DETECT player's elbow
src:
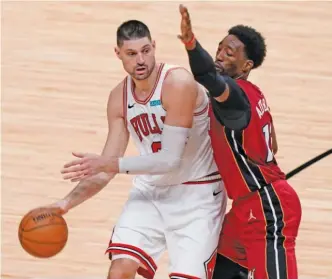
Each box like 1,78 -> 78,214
272,135 -> 278,154
195,72 -> 227,99
272,143 -> 278,155
165,156 -> 182,172
271,124 -> 278,155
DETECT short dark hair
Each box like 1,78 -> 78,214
117,20 -> 152,47
228,25 -> 267,69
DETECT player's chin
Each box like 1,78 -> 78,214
214,62 -> 224,73
215,66 -> 224,74
134,72 -> 150,80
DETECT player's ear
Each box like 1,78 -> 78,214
114,47 -> 121,59
152,40 -> 156,49
242,60 -> 254,74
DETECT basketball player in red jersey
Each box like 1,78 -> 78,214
178,4 -> 302,279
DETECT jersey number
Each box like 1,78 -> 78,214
151,141 -> 162,153
262,124 -> 274,163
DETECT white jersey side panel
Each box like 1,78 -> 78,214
124,63 -> 218,186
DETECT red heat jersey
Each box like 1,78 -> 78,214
209,79 -> 285,200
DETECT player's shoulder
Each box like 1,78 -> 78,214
106,77 -> 127,113
236,79 -> 265,98
163,64 -> 195,86
236,79 -> 258,89
107,77 -> 128,109
110,78 -> 126,97
161,64 -> 198,106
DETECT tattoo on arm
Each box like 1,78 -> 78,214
63,173 -> 113,209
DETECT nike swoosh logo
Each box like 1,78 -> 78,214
213,190 -> 222,196
128,104 -> 135,109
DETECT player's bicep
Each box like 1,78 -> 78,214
102,118 -> 129,157
102,88 -> 129,157
162,69 -> 197,128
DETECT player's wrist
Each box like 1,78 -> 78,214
56,199 -> 70,214
112,157 -> 120,173
104,156 -> 120,174
118,157 -> 127,174
183,34 -> 196,50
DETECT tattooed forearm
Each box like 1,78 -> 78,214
62,172 -> 114,211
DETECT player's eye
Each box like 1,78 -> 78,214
225,46 -> 235,57
143,48 -> 150,54
127,52 -> 136,56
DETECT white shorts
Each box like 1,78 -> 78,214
106,179 -> 227,279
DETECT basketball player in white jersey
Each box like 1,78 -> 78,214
44,20 -> 227,279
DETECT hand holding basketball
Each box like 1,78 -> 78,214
41,200 -> 69,215
18,206 -> 69,258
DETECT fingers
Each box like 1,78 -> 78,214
72,151 -> 85,158
179,4 -> 185,14
61,152 -> 99,182
179,4 -> 190,19
179,4 -> 187,15
62,152 -> 87,168
63,157 -> 87,168
70,175 -> 88,183
62,167 -> 90,178
63,172 -> 87,182
61,161 -> 91,182
51,207 -> 66,215
63,151 -> 96,168
34,205 -> 67,216
178,2 -> 196,49
61,163 -> 89,174
178,3 -> 192,43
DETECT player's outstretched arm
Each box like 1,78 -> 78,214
60,68 -> 197,178
177,4 -> 231,100
178,4 -> 250,130
50,84 -> 129,214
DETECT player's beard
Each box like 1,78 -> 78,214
132,60 -> 156,81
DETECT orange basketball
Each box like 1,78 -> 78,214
18,207 -> 68,258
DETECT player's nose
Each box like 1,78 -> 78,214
136,53 -> 145,64
216,48 -> 226,61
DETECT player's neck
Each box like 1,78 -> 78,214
132,64 -> 160,98
235,73 -> 245,80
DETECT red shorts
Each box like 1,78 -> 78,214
218,180 -> 302,279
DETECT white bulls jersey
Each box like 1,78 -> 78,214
124,63 -> 218,186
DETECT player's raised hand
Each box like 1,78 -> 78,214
61,152 -> 117,182
178,4 -> 196,49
